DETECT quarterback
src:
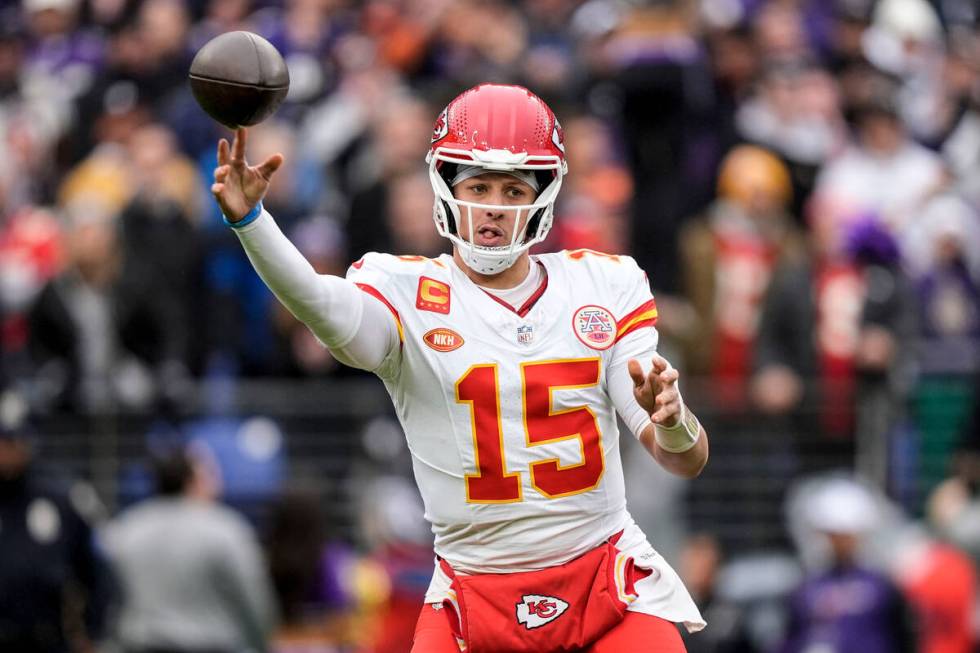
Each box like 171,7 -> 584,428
211,84 -> 707,652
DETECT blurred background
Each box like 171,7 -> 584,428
0,0 -> 978,651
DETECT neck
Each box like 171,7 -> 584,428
453,250 -> 532,289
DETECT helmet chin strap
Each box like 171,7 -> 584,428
452,204 -> 530,275
456,242 -> 522,275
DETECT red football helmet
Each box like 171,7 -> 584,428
427,84 -> 567,275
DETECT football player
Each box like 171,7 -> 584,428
211,84 -> 708,652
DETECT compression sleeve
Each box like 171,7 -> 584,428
231,209 -> 400,372
607,326 -> 660,439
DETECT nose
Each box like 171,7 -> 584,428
484,189 -> 508,218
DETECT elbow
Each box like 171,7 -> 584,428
676,455 -> 708,479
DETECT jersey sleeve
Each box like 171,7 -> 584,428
342,252 -> 411,378
233,211 -> 400,374
607,256 -> 661,439
612,256 -> 659,344
345,253 -> 406,343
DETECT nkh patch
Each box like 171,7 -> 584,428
517,324 -> 534,345
416,276 -> 451,314
423,328 -> 464,352
516,594 -> 570,629
572,305 -> 616,350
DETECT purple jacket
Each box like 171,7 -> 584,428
778,565 -> 913,653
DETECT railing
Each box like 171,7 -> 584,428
32,373 -> 970,556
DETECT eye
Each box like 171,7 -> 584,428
506,186 -> 527,199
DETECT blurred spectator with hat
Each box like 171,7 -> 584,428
0,388 -> 114,652
676,144 -> 806,406
778,475 -> 914,653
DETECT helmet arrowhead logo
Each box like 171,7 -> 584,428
551,118 -> 565,153
515,595 -> 569,629
431,107 -> 449,143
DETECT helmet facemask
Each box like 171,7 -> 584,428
427,147 -> 564,276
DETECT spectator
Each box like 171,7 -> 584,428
0,199 -> 63,384
938,30 -> 980,208
676,145 -> 805,404
735,59 -> 846,214
266,488 -> 359,652
812,70 -> 947,238
902,194 -> 980,499
597,0 -> 719,293
677,533 -> 757,653
861,0 -> 946,143
779,476 -> 914,653
0,389 -> 114,652
752,209 -> 916,444
27,198 -> 189,413
926,381 -> 980,568
102,445 -> 278,653
546,114 -> 632,253
889,525 -> 977,653
21,0 -> 103,124
344,94 -> 440,259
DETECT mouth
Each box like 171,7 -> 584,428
475,224 -> 506,247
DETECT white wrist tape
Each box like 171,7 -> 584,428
653,402 -> 701,453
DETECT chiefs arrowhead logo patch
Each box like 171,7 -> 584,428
515,594 -> 569,629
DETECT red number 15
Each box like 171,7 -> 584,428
456,358 -> 605,503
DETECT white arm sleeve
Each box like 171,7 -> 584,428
232,210 -> 399,372
608,327 -> 660,439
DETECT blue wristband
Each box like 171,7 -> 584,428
223,201 -> 263,229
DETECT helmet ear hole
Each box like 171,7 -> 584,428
440,200 -> 458,236
525,208 -> 545,243
439,163 -> 460,191
533,171 -> 552,196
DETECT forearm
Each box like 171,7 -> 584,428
640,419 -> 709,478
232,209 -> 397,370
609,332 -> 708,477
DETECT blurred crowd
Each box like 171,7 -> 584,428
0,0 -> 979,650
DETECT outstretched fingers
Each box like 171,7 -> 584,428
256,153 -> 284,180
211,163 -> 229,196
231,127 -> 247,165
217,138 -> 230,166
627,359 -> 645,389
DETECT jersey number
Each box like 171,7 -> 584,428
456,359 -> 605,503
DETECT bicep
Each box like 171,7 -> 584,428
234,214 -> 399,372
326,286 -> 402,374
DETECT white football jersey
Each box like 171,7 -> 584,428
346,250 -> 660,573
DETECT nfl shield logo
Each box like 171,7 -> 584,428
517,324 -> 534,345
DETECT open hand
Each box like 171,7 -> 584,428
210,127 -> 284,222
628,353 -> 682,428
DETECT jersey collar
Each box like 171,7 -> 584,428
448,255 -> 550,318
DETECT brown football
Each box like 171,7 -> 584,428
189,31 -> 290,129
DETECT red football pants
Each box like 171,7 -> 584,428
411,603 -> 687,653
